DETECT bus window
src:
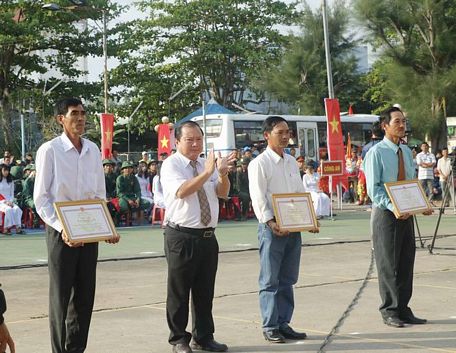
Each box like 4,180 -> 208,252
234,121 -> 263,148
197,119 -> 223,138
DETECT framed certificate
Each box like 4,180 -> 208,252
54,199 -> 117,243
384,180 -> 432,218
272,193 -> 318,232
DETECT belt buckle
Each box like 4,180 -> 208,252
203,230 -> 212,238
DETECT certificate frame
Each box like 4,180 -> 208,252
384,179 -> 432,218
54,199 -> 117,243
272,193 -> 319,232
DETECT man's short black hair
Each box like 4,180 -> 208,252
381,106 -> 403,125
175,121 -> 204,141
262,116 -> 288,134
54,97 -> 83,116
442,147 -> 448,151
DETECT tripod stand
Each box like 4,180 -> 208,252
428,164 -> 455,254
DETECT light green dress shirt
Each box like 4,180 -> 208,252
363,137 -> 416,212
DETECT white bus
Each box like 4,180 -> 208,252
191,113 -> 380,160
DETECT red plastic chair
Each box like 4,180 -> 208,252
151,204 -> 166,227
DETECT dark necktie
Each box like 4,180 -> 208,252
190,160 -> 211,225
397,147 -> 405,181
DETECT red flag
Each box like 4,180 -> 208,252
100,113 -> 114,159
158,124 -> 171,157
348,104 -> 354,115
325,98 -> 348,191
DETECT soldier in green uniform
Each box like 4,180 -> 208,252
103,159 -> 117,199
116,161 -> 150,224
22,164 -> 40,227
235,157 -> 251,220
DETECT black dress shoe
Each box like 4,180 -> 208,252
279,325 -> 307,340
191,339 -> 228,352
173,343 -> 193,353
400,315 -> 427,324
263,329 -> 285,343
383,316 -> 405,328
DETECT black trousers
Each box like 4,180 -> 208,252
46,226 -> 98,353
164,226 -> 219,345
371,207 -> 415,319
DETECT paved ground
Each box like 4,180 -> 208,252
1,206 -> 455,353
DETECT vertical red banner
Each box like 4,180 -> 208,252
100,113 -> 114,159
325,98 -> 348,191
158,124 -> 171,157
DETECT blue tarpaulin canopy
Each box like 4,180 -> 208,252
177,98 -> 235,125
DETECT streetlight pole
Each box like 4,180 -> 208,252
322,0 -> 334,99
102,9 -> 108,113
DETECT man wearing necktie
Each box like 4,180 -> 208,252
160,121 -> 236,353
363,106 -> 432,328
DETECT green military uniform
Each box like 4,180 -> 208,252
235,158 -> 251,219
22,164 -> 39,227
116,161 -> 150,213
103,159 -> 117,199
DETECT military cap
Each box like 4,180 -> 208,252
24,164 -> 36,171
120,161 -> 134,170
102,159 -> 115,166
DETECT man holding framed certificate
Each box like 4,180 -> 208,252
363,106 -> 432,328
34,98 -> 120,353
249,116 -> 316,344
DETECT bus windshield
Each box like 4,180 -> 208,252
234,121 -> 264,149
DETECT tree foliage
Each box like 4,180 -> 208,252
0,0 -> 122,154
110,0 -> 299,129
354,0 -> 456,148
254,0 -> 365,115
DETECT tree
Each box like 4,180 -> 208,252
110,0 -> 299,128
254,0 -> 364,115
354,0 -> 456,148
0,0 -> 122,153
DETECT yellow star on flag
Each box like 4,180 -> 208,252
104,128 -> 112,143
330,116 -> 339,134
161,135 -> 169,148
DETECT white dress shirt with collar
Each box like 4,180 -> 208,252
248,146 -> 305,224
34,133 -> 106,233
160,151 -> 219,229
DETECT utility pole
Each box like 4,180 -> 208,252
322,0 -> 334,99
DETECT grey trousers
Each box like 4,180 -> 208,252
46,226 -> 98,353
371,207 -> 415,319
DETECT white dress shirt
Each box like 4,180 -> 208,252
34,133 -> 106,232
248,147 -> 305,224
437,157 -> 452,181
152,175 -> 165,208
160,151 -> 219,228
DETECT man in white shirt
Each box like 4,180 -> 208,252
249,116 -> 315,343
437,147 -> 453,206
160,121 -> 236,353
34,98 -> 119,353
416,142 -> 436,201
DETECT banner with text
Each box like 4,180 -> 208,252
325,99 -> 348,191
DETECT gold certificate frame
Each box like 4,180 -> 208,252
54,199 -> 117,243
384,180 -> 432,218
272,193 -> 318,232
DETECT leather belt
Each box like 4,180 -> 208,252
167,222 -> 215,238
